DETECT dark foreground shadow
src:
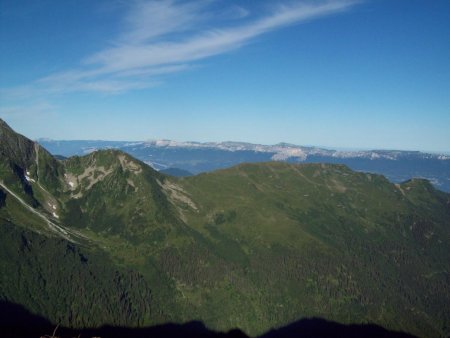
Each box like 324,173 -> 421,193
0,300 -> 53,337
0,300 -> 419,338
260,318 -> 419,338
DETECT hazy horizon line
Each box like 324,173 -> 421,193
35,137 -> 450,156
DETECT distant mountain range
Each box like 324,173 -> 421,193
38,139 -> 450,192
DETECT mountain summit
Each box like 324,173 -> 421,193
1,119 -> 449,337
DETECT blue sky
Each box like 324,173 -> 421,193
1,0 -> 449,152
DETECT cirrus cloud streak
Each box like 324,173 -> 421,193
3,0 -> 361,98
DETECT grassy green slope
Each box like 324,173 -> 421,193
60,150 -> 180,240
174,162 -> 450,337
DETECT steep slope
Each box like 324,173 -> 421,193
1,119 -> 449,337
0,222 -> 153,328
0,121 -> 78,241
0,121 -> 172,327
0,120 -> 62,195
59,150 -> 183,241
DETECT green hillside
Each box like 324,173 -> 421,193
0,119 -> 449,337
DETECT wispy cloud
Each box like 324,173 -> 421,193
3,0 -> 360,97
120,0 -> 210,43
